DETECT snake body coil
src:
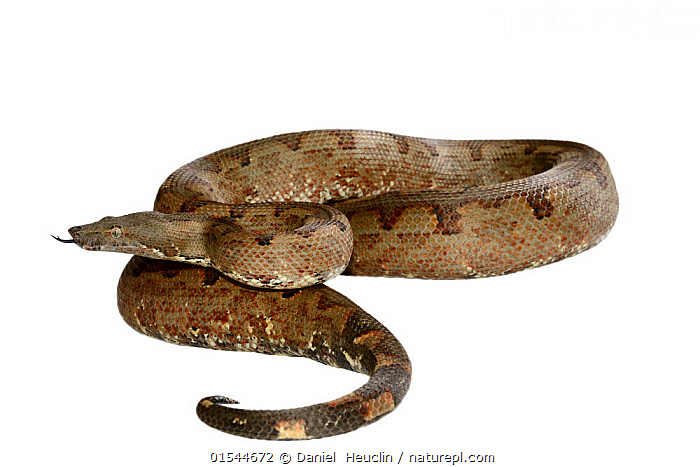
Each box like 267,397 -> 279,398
64,130 -> 618,439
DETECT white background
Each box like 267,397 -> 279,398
3,1 -> 698,466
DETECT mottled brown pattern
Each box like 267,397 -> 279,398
240,149 -> 251,167
582,158 -> 610,188
377,204 -> 410,231
432,203 -> 464,235
390,133 -> 411,155
331,129 -> 356,150
115,257 -> 411,439
276,132 -> 305,152
64,129 -> 618,440
526,188 -> 555,220
424,140 -> 441,158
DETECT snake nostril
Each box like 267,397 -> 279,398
68,226 -> 84,244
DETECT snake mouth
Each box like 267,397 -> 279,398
51,227 -> 84,246
52,225 -> 84,244
67,226 -> 93,249
64,225 -> 124,252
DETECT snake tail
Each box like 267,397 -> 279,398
117,257 -> 411,440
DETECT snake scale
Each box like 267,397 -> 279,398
59,129 -> 618,440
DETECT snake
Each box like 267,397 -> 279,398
57,129 -> 618,440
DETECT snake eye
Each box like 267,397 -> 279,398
110,227 -> 123,239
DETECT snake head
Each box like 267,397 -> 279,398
68,213 -> 148,253
65,212 -> 195,259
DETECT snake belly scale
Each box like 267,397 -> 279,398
62,129 -> 618,440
